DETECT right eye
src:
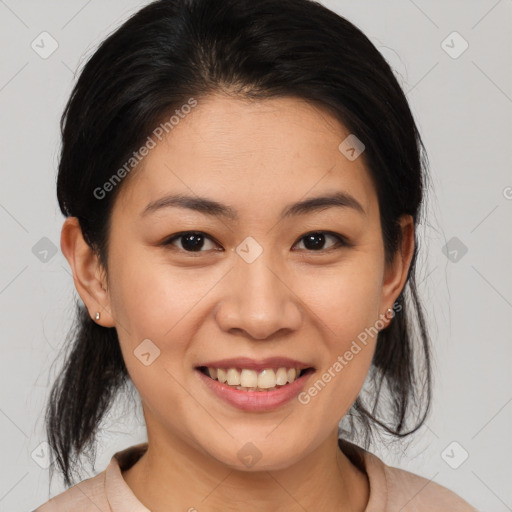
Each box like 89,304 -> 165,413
162,231 -> 222,253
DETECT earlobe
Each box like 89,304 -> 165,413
60,217 -> 115,328
380,214 -> 415,320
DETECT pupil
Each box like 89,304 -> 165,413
304,232 -> 325,250
182,233 -> 204,251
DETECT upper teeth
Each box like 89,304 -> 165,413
207,367 -> 302,389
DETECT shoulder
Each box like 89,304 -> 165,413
369,451 -> 479,511
339,439 -> 478,512
32,443 -> 148,512
32,471 -> 109,512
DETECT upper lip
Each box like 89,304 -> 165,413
197,357 -> 313,372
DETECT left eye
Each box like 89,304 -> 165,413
293,231 -> 347,251
163,231 -> 348,253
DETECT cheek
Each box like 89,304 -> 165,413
106,256 -> 202,416
297,255 -> 383,340
293,256 -> 383,418
107,247 -> 223,370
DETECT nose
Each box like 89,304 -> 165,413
215,253 -> 303,340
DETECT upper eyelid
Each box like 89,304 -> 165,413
293,232 -> 349,250
165,232 -> 221,250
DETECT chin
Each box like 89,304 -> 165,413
201,434 -> 310,473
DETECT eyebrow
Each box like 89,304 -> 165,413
141,191 -> 366,220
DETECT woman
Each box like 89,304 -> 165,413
34,0 -> 477,510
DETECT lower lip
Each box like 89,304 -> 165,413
196,369 -> 312,411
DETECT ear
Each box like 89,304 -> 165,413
60,217 -> 115,328
380,214 -> 415,320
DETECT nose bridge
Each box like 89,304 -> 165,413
217,244 -> 302,339
240,252 -> 282,307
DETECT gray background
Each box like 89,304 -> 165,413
1,0 -> 511,510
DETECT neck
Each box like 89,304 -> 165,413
122,429 -> 369,512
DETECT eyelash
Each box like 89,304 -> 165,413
162,231 -> 351,255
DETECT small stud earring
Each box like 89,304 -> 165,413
95,312 -> 101,321
385,308 -> 394,319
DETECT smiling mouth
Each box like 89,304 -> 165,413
197,366 -> 314,392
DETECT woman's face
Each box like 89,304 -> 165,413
97,94 -> 412,470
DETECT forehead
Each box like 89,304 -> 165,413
113,94 -> 377,222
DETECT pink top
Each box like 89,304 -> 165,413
33,440 -> 477,511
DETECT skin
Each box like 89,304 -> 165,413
61,93 -> 414,512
